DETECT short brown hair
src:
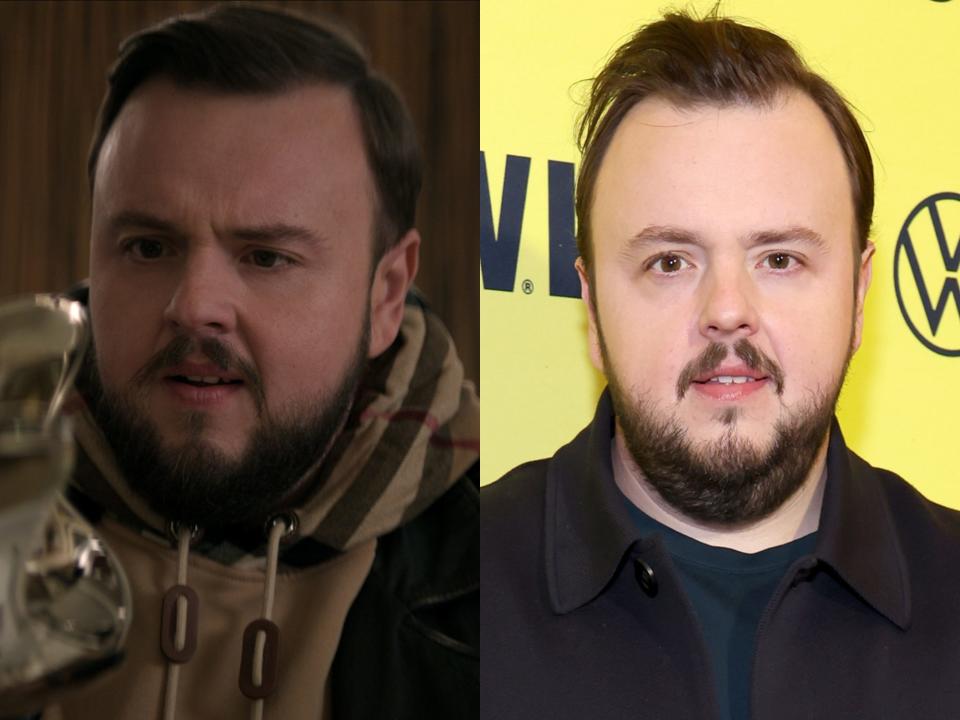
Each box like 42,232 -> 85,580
88,3 -> 421,262
576,9 -> 873,269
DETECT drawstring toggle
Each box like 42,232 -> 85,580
238,618 -> 280,699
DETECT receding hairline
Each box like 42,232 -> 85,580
92,75 -> 361,186
574,10 -> 875,269
90,76 -> 382,264
585,87 -> 861,253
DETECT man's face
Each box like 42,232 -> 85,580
88,80 -> 386,523
581,91 -> 873,522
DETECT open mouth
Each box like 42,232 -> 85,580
687,365 -> 771,400
168,375 -> 244,388
677,341 -> 785,400
694,375 -> 766,386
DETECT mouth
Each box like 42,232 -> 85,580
693,374 -> 767,386
168,375 -> 244,388
161,375 -> 245,409
159,363 -> 247,407
164,361 -> 244,385
676,340 -> 785,402
689,365 -> 770,401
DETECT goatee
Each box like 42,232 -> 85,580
80,326 -> 368,533
606,338 -> 847,525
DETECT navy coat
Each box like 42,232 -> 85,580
481,391 -> 960,719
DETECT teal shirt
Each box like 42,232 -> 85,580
624,502 -> 817,720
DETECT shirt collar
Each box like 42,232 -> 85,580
545,389 -> 911,630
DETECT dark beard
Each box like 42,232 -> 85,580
605,338 -> 847,525
80,326 -> 368,533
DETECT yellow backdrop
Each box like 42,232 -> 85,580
480,0 -> 960,510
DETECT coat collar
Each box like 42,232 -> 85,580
816,427 -> 911,629
545,389 -> 911,630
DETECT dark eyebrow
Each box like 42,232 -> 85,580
621,225 -> 702,256
108,210 -> 183,238
107,211 -> 324,246
746,226 -> 827,251
231,223 -> 323,246
621,224 -> 828,256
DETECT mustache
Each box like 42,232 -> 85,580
131,335 -> 266,414
676,339 -> 785,400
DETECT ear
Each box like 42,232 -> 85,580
852,241 -> 875,353
368,229 -> 420,358
576,257 -> 604,373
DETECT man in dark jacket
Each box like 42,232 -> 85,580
15,5 -> 478,719
482,10 -> 960,720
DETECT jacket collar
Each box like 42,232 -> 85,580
545,390 -> 644,614
816,425 -> 910,629
545,389 -> 911,630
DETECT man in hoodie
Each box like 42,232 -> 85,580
482,10 -> 960,720
46,4 -> 478,719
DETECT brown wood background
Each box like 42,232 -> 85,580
0,0 -> 479,385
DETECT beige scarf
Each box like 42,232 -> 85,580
69,296 -> 480,553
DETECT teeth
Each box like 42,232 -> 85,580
184,375 -> 227,385
709,376 -> 753,385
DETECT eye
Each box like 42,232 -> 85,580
124,237 -> 168,260
649,253 -> 690,274
762,252 -> 797,271
245,249 -> 295,269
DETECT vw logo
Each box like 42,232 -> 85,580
894,192 -> 960,356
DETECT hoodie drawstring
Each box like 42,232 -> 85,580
157,516 -> 292,720
160,524 -> 198,720
241,515 -> 293,720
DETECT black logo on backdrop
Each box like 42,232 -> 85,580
894,192 -> 960,356
480,152 -> 580,298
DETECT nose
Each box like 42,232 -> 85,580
163,248 -> 238,335
697,265 -> 759,342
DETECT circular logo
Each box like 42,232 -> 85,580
894,192 -> 960,356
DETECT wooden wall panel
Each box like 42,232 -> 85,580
0,0 -> 479,384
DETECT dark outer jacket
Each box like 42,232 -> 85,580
481,391 -> 960,720
332,464 -> 479,720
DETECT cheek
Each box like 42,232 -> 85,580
766,284 -> 853,393
252,289 -> 369,407
596,280 -> 694,393
90,276 -> 165,391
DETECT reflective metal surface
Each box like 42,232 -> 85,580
0,294 -> 87,428
0,295 -> 132,715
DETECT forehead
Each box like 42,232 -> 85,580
591,90 -> 855,250
94,78 -> 374,230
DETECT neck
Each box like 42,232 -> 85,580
611,425 -> 827,554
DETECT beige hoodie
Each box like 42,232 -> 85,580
45,301 -> 479,720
